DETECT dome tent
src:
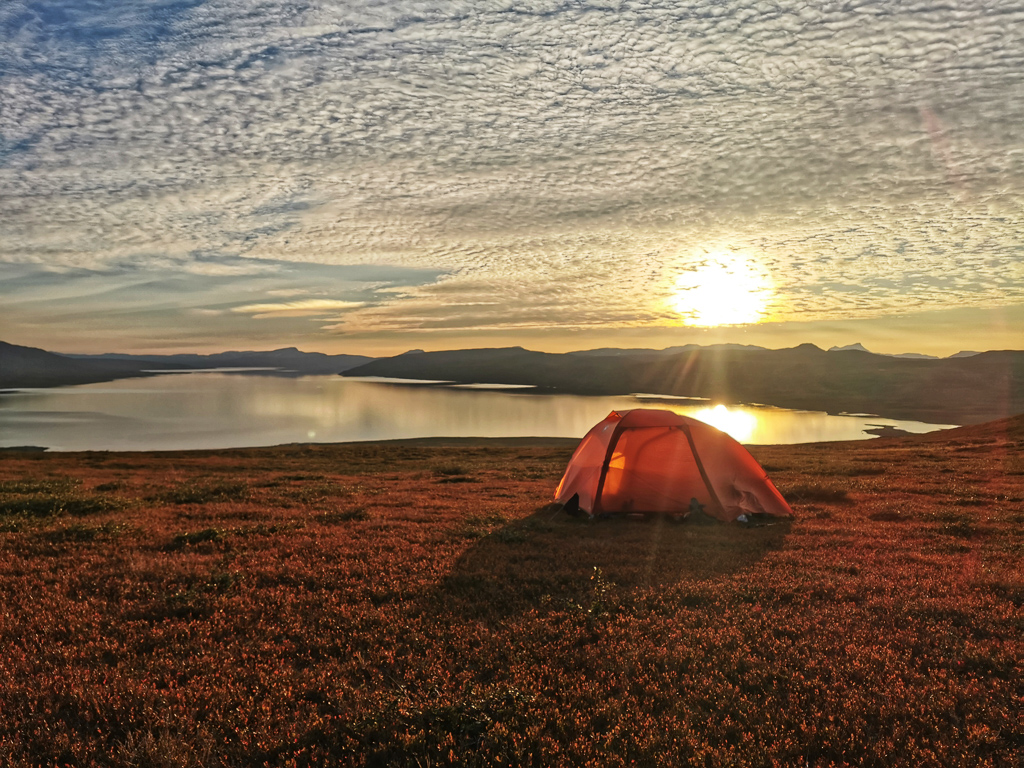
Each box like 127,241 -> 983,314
554,409 -> 792,522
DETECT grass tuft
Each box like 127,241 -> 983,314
318,506 -> 370,524
780,483 -> 851,503
115,730 -> 212,768
432,463 -> 469,477
157,481 -> 250,505
95,480 -> 129,492
0,477 -> 131,518
166,527 -> 228,551
46,522 -> 131,543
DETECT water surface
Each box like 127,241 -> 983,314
0,373 -> 955,452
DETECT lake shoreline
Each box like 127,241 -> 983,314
1,372 -> 964,424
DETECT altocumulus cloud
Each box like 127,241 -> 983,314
1,0 -> 1023,339
0,256 -> 442,348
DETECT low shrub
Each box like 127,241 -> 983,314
433,463 -> 469,477
157,481 -> 250,505
166,527 -> 228,550
318,506 -> 370,523
45,522 -> 131,543
0,478 -> 131,518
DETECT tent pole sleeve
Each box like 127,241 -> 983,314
592,422 -> 626,516
680,425 -> 726,515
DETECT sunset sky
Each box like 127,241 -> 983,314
2,1 -> 1022,357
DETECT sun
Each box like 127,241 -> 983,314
670,253 -> 774,326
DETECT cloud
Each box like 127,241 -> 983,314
0,256 -> 443,350
1,0 -> 1023,343
232,299 -> 366,318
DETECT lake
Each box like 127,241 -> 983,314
0,373 -> 956,452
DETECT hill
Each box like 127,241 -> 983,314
66,347 -> 374,375
0,340 -> 163,389
344,344 -> 1024,424
0,341 -> 373,389
0,419 -> 1019,765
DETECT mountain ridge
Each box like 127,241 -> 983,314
5,339 -> 1022,425
66,347 -> 373,375
343,344 -> 1024,425
0,342 -> 373,389
826,342 -> 981,359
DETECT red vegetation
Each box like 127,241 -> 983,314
0,420 -> 1021,767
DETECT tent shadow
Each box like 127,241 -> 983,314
437,508 -> 792,621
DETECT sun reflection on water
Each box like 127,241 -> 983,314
693,403 -> 758,442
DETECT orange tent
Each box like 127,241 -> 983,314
554,409 -> 792,522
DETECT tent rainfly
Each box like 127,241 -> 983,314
554,409 -> 793,522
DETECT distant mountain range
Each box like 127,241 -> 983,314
0,341 -> 372,389
1,341 -> 163,390
65,347 -> 374,375
5,339 -> 1021,425
343,344 -> 1024,425
567,341 -> 981,360
825,342 -> 980,359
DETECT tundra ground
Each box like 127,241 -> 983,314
0,421 -> 1021,767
